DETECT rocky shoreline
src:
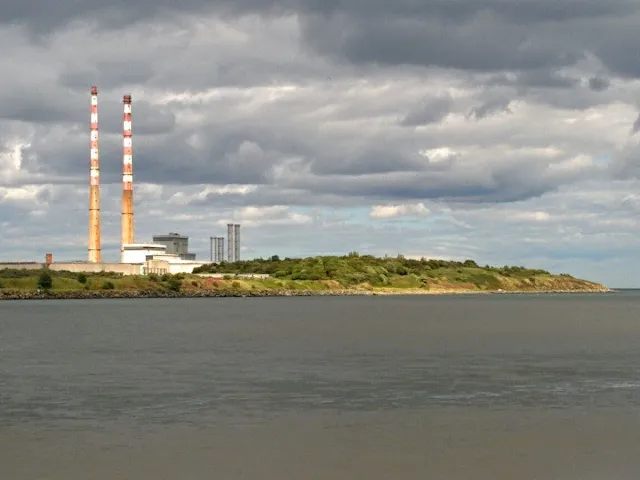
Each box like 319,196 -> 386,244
0,286 -> 614,300
0,289 -> 373,300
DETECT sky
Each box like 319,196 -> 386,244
2,1 -> 640,287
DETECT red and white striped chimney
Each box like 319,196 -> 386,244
88,86 -> 102,263
121,94 -> 134,262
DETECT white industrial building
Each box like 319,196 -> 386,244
121,243 -> 205,275
144,255 -> 205,274
121,243 -> 168,264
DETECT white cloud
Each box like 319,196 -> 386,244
370,203 -> 430,218
217,205 -> 313,227
509,211 -> 552,222
0,185 -> 50,205
168,184 -> 258,205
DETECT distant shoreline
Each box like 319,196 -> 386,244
0,286 -> 614,301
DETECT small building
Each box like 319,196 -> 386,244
122,243 -> 167,264
143,254 -> 205,275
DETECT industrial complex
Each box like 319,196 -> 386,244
0,87 -> 242,276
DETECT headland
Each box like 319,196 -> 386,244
0,254 -> 611,300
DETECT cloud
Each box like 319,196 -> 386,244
468,98 -> 512,120
631,114 -> 640,135
588,76 -> 610,92
2,1 -> 640,286
400,94 -> 454,126
217,205 -> 313,227
370,203 -> 430,218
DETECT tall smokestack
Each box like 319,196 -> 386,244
88,86 -> 102,263
121,94 -> 134,261
227,223 -> 234,262
234,224 -> 240,262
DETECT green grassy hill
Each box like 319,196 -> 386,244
0,254 -> 609,297
192,253 -> 608,293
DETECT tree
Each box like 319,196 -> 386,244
38,271 -> 53,290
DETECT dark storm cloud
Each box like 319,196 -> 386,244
58,61 -> 155,91
482,71 -> 581,91
280,171 -> 556,204
0,0 -> 215,32
400,95 -> 453,127
0,85 -> 82,125
588,76 -> 610,92
128,129 -> 290,186
273,150 -> 601,204
0,0 -> 632,203
467,98 -> 512,120
632,114 -> 640,135
4,0 -> 636,30
309,148 -> 428,176
303,13 -> 581,72
0,72 -> 174,134
285,0 -> 638,24
3,0 -> 639,87
7,95 -> 177,186
516,70 -> 580,90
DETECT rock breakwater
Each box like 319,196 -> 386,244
0,289 -> 374,301
0,285 -> 613,301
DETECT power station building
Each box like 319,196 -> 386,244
121,243 -> 168,264
8,87 -> 215,276
152,233 -> 196,260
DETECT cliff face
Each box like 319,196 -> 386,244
414,272 -> 609,293
490,274 -> 608,292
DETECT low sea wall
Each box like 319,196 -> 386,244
49,263 -> 143,275
0,263 -> 43,271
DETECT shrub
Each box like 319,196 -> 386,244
102,281 -> 115,290
38,271 -> 53,289
77,273 -> 87,284
166,277 -> 182,292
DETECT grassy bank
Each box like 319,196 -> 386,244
193,253 -> 609,293
0,254 -> 610,299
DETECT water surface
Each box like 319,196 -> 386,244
2,293 -> 640,479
